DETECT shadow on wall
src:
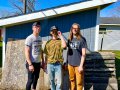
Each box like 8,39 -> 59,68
84,52 -> 117,90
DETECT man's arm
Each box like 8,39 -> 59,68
80,48 -> 86,67
41,50 -> 44,68
43,42 -> 48,72
25,46 -> 34,71
78,48 -> 86,73
58,31 -> 67,48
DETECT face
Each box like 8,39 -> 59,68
50,29 -> 58,37
72,24 -> 79,35
32,25 -> 41,34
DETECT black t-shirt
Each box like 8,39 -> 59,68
67,37 -> 86,66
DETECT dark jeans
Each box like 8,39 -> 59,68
26,62 -> 41,90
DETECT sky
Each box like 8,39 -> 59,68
0,0 -> 120,17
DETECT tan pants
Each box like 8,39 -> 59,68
68,64 -> 84,90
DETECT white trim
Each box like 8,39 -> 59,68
0,12 -> 45,27
100,24 -> 120,26
0,0 -> 117,27
94,7 -> 100,51
2,27 -> 6,67
43,10 -> 56,16
54,0 -> 117,14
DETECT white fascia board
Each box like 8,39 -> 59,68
0,0 -> 117,27
54,0 -> 117,14
100,24 -> 120,26
43,10 -> 56,16
0,12 -> 45,26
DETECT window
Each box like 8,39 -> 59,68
99,28 -> 107,34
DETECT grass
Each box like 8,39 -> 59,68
113,50 -> 120,90
0,42 -> 2,47
100,50 -> 120,89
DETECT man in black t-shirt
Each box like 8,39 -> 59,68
67,23 -> 87,90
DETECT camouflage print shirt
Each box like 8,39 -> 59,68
44,38 -> 64,64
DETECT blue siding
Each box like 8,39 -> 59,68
6,23 -> 33,40
6,8 -> 97,50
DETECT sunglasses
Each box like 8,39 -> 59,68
72,27 -> 79,30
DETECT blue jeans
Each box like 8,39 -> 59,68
47,62 -> 62,90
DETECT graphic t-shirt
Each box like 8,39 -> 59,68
25,34 -> 42,63
44,39 -> 64,64
67,37 -> 86,66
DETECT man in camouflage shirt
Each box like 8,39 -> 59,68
44,26 -> 66,90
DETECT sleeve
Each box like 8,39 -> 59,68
81,37 -> 87,48
43,42 -> 48,55
25,37 -> 32,47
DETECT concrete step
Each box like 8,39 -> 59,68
85,77 -> 118,84
85,64 -> 115,68
85,68 -> 115,72
85,72 -> 116,77
85,83 -> 118,90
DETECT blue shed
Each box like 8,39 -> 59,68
0,0 -> 117,66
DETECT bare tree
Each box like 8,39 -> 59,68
111,7 -> 120,17
0,9 -> 13,18
108,0 -> 120,17
9,0 -> 37,15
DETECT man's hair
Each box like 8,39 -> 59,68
32,22 -> 41,27
68,23 -> 82,41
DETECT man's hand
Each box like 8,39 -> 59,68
29,65 -> 34,72
78,66 -> 83,73
62,64 -> 68,71
43,63 -> 47,73
43,63 -> 47,70
58,31 -> 62,37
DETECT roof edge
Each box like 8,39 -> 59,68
100,24 -> 120,26
0,0 -> 117,27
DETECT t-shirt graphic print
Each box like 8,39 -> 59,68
33,40 -> 42,55
69,41 -> 80,49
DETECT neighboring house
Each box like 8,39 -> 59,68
0,0 -> 117,66
99,17 -> 120,50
